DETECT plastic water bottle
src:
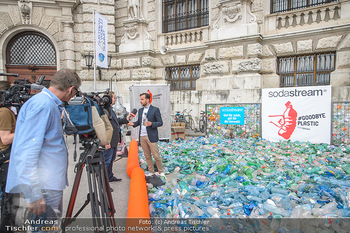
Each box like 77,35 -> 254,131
247,195 -> 264,203
226,207 -> 243,216
218,174 -> 237,186
280,196 -> 293,210
207,206 -> 221,218
245,168 -> 253,179
262,202 -> 291,217
334,208 -> 350,217
174,166 -> 181,173
321,201 -> 338,212
177,203 -> 188,218
271,187 -> 289,195
245,185 -> 261,196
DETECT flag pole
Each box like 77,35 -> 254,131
93,10 -> 96,91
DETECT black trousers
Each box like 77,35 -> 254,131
0,163 -> 19,233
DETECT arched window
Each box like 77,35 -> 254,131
6,32 -> 56,66
5,31 -> 57,84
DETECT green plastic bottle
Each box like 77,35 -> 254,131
245,168 -> 253,179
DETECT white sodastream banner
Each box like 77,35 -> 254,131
95,12 -> 108,68
262,85 -> 332,144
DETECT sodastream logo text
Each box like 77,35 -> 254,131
268,89 -> 324,98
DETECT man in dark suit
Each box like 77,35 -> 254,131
128,93 -> 164,176
103,91 -> 130,185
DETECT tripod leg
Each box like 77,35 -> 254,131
86,152 -> 119,232
62,162 -> 85,229
102,162 -> 117,232
63,140 -> 117,233
95,161 -> 110,227
91,153 -> 117,233
86,161 -> 103,229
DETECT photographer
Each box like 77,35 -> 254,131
0,81 -> 18,233
103,91 -> 130,186
5,69 -> 81,226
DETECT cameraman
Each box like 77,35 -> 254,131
0,81 -> 18,233
103,91 -> 130,186
5,69 -> 81,227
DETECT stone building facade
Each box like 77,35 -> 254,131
0,0 -> 349,122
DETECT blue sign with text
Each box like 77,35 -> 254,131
220,107 -> 245,125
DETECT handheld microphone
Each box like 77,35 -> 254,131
130,108 -> 137,117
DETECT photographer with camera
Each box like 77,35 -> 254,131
5,69 -> 81,229
103,91 -> 131,187
0,81 -> 18,233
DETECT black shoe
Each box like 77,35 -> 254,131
110,187 -> 114,192
109,176 -> 122,182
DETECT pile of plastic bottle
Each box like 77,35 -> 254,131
139,136 -> 350,232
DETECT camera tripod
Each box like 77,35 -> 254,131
62,137 -> 117,233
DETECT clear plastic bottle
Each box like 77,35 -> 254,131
280,196 -> 293,210
177,202 -> 188,218
262,202 -> 291,217
333,208 -> 350,217
271,187 -> 289,195
247,195 -> 264,203
321,201 -> 338,212
207,206 -> 221,218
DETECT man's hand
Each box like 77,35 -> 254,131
127,122 -> 134,126
145,121 -> 152,127
105,144 -> 111,149
28,198 -> 46,216
0,130 -> 14,145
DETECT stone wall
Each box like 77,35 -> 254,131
0,0 -> 349,122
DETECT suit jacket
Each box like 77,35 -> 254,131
105,106 -> 129,148
132,105 -> 163,143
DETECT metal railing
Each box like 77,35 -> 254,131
165,65 -> 200,91
271,0 -> 338,14
278,52 -> 335,87
163,0 -> 209,33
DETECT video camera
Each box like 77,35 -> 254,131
82,90 -> 112,108
0,75 -> 46,109
63,89 -> 115,161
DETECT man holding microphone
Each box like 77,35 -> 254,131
128,93 -> 164,176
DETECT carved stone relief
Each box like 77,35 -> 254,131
18,0 -> 32,24
121,23 -> 139,43
213,0 -> 257,30
222,4 -> 242,23
121,19 -> 153,45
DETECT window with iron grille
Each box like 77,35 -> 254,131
271,0 -> 338,13
165,65 -> 200,90
6,32 -> 56,66
163,0 -> 209,33
277,52 -> 335,87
